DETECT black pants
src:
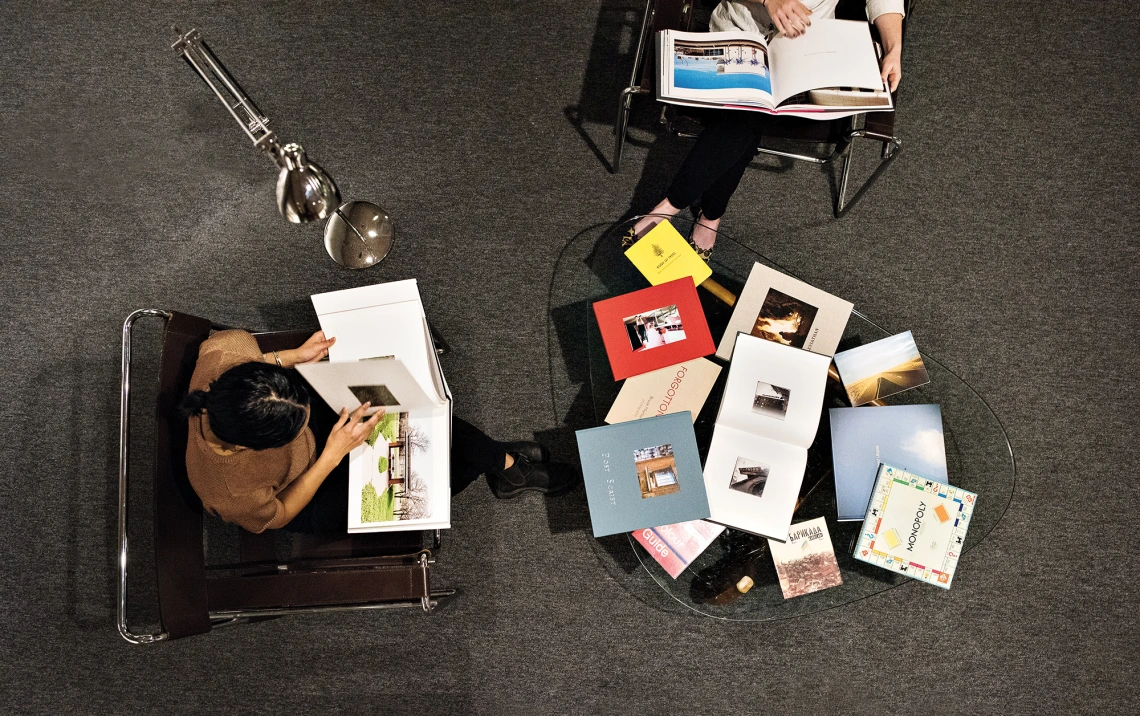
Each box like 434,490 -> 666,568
284,415 -> 508,534
665,112 -> 768,221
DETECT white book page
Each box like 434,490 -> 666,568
703,426 -> 807,541
661,30 -> 775,108
294,358 -> 440,415
715,262 -> 854,360
716,334 -> 831,448
311,279 -> 423,317
769,20 -> 884,106
347,407 -> 451,532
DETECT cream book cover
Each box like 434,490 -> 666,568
624,220 -> 713,287
767,517 -> 843,599
715,262 -> 853,361
605,358 -> 722,425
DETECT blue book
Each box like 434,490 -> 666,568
575,413 -> 711,537
830,404 -> 948,521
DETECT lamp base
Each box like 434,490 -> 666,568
323,201 -> 394,269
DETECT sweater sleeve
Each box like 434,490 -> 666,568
214,483 -> 285,534
866,0 -> 906,23
189,330 -> 265,392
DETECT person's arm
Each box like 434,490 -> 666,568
265,403 -> 383,529
262,330 -> 336,368
873,12 -> 904,91
760,0 -> 813,38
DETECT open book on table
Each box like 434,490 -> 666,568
302,279 -> 452,534
657,19 -> 891,118
702,334 -> 831,541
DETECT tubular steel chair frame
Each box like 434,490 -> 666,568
612,0 -> 910,218
118,309 -> 454,644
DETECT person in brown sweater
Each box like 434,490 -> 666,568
181,330 -> 568,534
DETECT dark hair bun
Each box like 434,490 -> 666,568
181,362 -> 310,450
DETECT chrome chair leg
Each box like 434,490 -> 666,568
614,86 -> 644,173
119,309 -> 174,644
835,131 -> 902,218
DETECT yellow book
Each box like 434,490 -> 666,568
624,220 -> 712,287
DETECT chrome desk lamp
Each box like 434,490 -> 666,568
171,27 -> 393,269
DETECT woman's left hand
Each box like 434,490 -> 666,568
880,48 -> 902,92
274,331 -> 336,367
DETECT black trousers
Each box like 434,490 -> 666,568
284,415 -> 508,535
665,112 -> 768,221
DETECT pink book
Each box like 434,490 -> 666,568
633,520 -> 726,579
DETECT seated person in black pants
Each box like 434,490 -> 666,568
629,0 -> 905,258
179,329 -> 569,534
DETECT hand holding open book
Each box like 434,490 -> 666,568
657,19 -> 891,118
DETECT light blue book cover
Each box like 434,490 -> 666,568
830,404 -> 948,521
575,412 -> 710,537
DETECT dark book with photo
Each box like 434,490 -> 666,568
575,413 -> 710,538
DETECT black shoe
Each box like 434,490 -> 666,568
489,455 -> 574,499
504,441 -> 549,464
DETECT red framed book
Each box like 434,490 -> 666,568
592,278 -> 715,381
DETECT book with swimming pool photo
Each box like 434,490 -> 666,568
575,412 -> 710,538
657,19 -> 892,118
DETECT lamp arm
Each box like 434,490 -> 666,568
171,27 -> 281,158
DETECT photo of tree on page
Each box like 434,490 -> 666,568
358,412 -> 433,523
673,38 -> 770,93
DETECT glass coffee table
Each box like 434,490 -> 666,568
547,216 -> 1016,621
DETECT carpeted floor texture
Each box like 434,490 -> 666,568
1,1 -> 1136,714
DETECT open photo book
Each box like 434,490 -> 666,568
702,334 -> 831,541
298,279 -> 452,534
657,19 -> 891,118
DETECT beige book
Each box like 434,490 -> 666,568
604,358 -> 722,425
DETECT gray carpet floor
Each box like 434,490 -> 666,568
1,1 -> 1137,714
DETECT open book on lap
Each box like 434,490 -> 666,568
657,20 -> 890,118
304,279 -> 452,533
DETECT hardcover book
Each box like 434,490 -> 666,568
715,262 -> 853,361
624,219 -> 713,287
853,464 -> 977,589
592,278 -> 716,381
575,413 -> 711,538
657,20 -> 892,119
295,357 -> 442,416
767,517 -> 843,599
701,334 -> 831,540
309,280 -> 452,533
833,330 -> 930,406
632,520 -> 726,579
604,357 -> 722,425
830,404 -> 948,521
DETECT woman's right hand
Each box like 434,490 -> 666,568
322,403 -> 384,463
764,0 -> 813,38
